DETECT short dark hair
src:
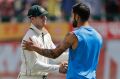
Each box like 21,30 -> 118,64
72,3 -> 90,22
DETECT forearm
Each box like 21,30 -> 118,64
34,47 -> 62,59
50,51 -> 68,64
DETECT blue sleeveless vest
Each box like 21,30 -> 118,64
67,26 -> 102,79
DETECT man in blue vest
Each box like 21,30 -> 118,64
23,3 -> 103,79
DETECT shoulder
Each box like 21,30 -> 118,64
67,31 -> 78,38
64,32 -> 77,43
65,32 -> 74,38
72,28 -> 82,35
22,29 -> 36,40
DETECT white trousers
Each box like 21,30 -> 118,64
18,75 -> 47,79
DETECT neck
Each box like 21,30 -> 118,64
77,21 -> 89,28
32,23 -> 43,30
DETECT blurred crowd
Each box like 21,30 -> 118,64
0,0 -> 120,23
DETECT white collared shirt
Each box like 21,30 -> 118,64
20,24 -> 59,76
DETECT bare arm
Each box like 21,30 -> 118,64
23,32 -> 76,59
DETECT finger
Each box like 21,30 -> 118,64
23,41 -> 33,45
22,42 -> 30,48
23,40 -> 30,43
29,37 -> 33,42
61,62 -> 67,66
22,41 -> 27,44
23,41 -> 29,45
22,44 -> 27,48
23,42 -> 29,45
23,40 -> 29,43
23,47 -> 31,51
62,62 -> 67,65
22,45 -> 31,50
61,63 -> 65,67
63,61 -> 68,65
22,45 -> 27,49
22,43 -> 29,47
23,46 -> 27,50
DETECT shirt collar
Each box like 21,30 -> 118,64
30,23 -> 48,35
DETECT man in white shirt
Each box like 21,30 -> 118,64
18,5 -> 67,79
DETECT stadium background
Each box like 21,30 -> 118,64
0,0 -> 120,79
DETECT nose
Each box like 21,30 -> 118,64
41,16 -> 47,20
44,16 -> 47,20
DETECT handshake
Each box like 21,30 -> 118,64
59,61 -> 68,74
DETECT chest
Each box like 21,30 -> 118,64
33,34 -> 52,49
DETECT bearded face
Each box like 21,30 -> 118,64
72,13 -> 78,28
72,19 -> 78,28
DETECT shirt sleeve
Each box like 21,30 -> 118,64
32,60 -> 60,73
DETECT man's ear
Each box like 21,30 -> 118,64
77,15 -> 84,22
31,17 -> 34,21
76,14 -> 80,21
73,13 -> 76,19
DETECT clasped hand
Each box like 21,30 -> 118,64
59,61 -> 68,74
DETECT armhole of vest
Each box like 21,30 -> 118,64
71,32 -> 79,50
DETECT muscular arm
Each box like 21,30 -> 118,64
23,32 -> 77,59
